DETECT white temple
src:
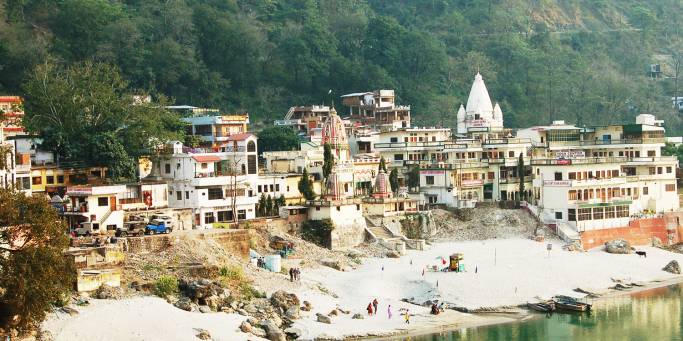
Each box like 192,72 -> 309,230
456,72 -> 504,134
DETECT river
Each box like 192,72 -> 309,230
397,283 -> 683,341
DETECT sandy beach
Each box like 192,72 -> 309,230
41,237 -> 683,341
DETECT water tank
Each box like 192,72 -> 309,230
265,255 -> 281,273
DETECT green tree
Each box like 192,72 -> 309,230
322,143 -> 334,179
297,168 -> 316,201
0,189 -> 74,332
407,165 -> 420,191
265,195 -> 273,216
518,152 -> 525,201
379,157 -> 387,172
389,168 -> 399,194
257,126 -> 300,154
184,135 -> 203,148
276,194 -> 286,209
257,193 -> 267,217
22,61 -> 183,181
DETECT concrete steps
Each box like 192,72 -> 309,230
368,226 -> 394,240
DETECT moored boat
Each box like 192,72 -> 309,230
553,295 -> 592,312
527,301 -> 556,313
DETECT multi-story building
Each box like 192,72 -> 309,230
341,90 -> 411,129
152,136 -> 259,229
0,96 -> 25,137
518,115 -> 678,242
276,105 -> 331,137
183,114 -> 250,149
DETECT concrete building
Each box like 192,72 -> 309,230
183,114 -> 250,149
341,90 -> 411,130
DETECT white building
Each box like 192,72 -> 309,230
456,73 -> 504,135
151,135 -> 259,229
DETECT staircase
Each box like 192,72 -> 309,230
368,225 -> 394,239
98,209 -> 113,225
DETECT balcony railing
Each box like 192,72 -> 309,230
538,137 -> 666,148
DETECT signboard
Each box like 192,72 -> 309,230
420,170 -> 445,175
461,179 -> 484,187
555,150 -> 585,159
543,180 -> 572,187
556,159 -> 572,165
66,186 -> 92,196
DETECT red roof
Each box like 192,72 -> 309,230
225,133 -> 254,141
192,155 -> 221,162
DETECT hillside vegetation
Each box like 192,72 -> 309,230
0,0 -> 682,132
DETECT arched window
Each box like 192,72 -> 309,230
247,140 -> 256,152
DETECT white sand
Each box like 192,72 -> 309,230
42,296 -> 263,341
43,238 -> 683,340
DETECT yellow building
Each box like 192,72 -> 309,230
31,165 -> 108,194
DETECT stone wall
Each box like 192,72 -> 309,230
330,220 -> 367,249
580,217 -> 680,250
194,230 -> 251,260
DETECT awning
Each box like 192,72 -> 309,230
192,155 -> 221,162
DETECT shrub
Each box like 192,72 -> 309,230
219,265 -> 244,281
153,275 -> 178,298
240,283 -> 266,300
301,219 -> 334,248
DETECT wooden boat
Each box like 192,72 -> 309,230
554,295 -> 592,312
527,301 -> 555,313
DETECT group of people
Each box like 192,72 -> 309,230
289,267 -> 301,282
365,299 -> 410,324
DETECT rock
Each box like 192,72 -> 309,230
284,327 -> 302,339
260,320 -> 285,341
36,330 -> 54,341
337,308 -> 349,314
247,317 -> 258,325
352,313 -> 364,319
386,251 -> 401,258
285,306 -> 300,320
270,290 -> 300,312
203,295 -> 220,310
237,309 -> 248,316
243,303 -> 258,314
316,313 -> 332,324
663,260 -> 681,274
95,284 -> 122,300
301,301 -> 312,311
328,309 -> 338,316
60,306 -> 79,316
195,329 -> 211,340
251,327 -> 267,338
320,258 -> 343,271
605,239 -> 631,254
240,321 -> 252,333
270,314 -> 283,328
180,279 -> 222,301
230,301 -> 239,310
652,237 -> 663,247
220,307 -> 233,313
174,297 -> 194,312
198,306 -> 212,313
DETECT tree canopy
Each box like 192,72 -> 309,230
0,1 -> 682,133
21,61 -> 184,181
256,126 -> 301,155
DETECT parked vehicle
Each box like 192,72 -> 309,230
150,215 -> 174,229
145,219 -> 172,235
116,221 -> 146,237
72,222 -> 102,236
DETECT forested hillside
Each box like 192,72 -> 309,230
1,0 -> 682,132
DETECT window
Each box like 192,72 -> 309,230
555,212 -> 563,220
217,210 -> 233,222
568,190 -> 578,200
616,205 -> 629,218
238,210 -> 246,220
248,155 -> 257,174
554,172 -> 563,181
649,167 -> 656,175
247,141 -> 256,152
666,184 -> 676,192
98,197 -> 108,207
336,206 -> 341,211
568,209 -> 576,221
57,175 -> 65,183
426,176 -> 435,185
258,185 -> 262,193
612,170 -> 619,177
647,150 -> 656,157
316,206 -> 320,211
488,172 -> 495,179
593,207 -> 604,220
508,151 -> 514,157
270,185 -> 274,192
46,176 -> 54,184
578,208 -> 592,221
208,187 -> 223,200
667,167 -> 672,173
568,172 -> 576,180
658,167 -> 663,174
177,191 -> 182,200
276,184 -> 280,192
204,214 -> 215,224
185,191 -> 190,199
390,137 -> 398,143
32,176 -> 42,185
605,206 -> 616,219
201,162 -> 208,169
165,163 -> 171,174
643,187 -> 649,195
356,204 -> 360,210
394,154 -> 404,161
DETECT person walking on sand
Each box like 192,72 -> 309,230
422,268 -> 425,277
289,267 -> 294,282
367,302 -> 374,316
372,298 -> 378,315
388,305 -> 392,319
404,309 -> 410,324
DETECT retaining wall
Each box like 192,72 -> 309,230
580,216 -> 680,250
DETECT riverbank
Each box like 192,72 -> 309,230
41,238 -> 683,340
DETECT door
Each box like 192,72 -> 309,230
110,196 -> 117,211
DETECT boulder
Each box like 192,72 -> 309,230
386,251 -> 401,258
270,291 -> 300,312
301,301 -> 312,311
239,321 -> 252,333
284,327 -> 302,339
352,313 -> 364,319
663,260 -> 681,274
328,309 -> 338,316
320,259 -> 344,271
260,320 -> 285,341
251,327 -> 267,338
203,295 -> 221,310
316,313 -> 332,324
243,303 -> 258,314
198,306 -> 212,314
180,279 -> 221,301
605,239 -> 631,254
95,284 -> 122,300
195,329 -> 211,340
174,297 -> 194,312
285,306 -> 300,320
337,307 -> 349,314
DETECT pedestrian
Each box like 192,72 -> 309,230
367,302 -> 374,316
372,298 -> 378,315
387,304 -> 392,319
381,265 -> 384,272
289,267 -> 294,282
404,309 -> 410,324
475,266 -> 478,274
436,280 -> 439,288
296,268 -> 301,281
422,268 -> 425,277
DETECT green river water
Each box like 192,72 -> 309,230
398,283 -> 683,341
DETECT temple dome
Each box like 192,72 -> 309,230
465,72 -> 494,117
372,169 -> 392,199
321,107 -> 350,160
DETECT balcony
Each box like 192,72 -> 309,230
539,137 -> 666,148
